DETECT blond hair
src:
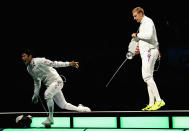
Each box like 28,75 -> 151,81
132,7 -> 144,15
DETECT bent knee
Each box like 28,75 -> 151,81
143,75 -> 153,83
44,92 -> 53,100
145,77 -> 155,86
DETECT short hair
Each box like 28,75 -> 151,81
21,48 -> 32,56
132,7 -> 144,15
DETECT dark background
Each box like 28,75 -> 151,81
1,1 -> 189,113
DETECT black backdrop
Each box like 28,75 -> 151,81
1,1 -> 189,112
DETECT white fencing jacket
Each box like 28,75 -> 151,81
27,58 -> 70,96
137,15 -> 159,54
128,16 -> 159,57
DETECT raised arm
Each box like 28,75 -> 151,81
38,58 -> 79,69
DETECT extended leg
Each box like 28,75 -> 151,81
54,90 -> 91,112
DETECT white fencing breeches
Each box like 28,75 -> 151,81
140,48 -> 158,81
44,80 -> 79,115
140,48 -> 161,105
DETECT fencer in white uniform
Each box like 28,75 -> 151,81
126,7 -> 165,111
21,49 -> 91,126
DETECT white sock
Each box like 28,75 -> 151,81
53,91 -> 79,111
64,103 -> 79,111
147,86 -> 155,106
147,78 -> 161,102
47,99 -> 54,120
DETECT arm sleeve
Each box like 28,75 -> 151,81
137,21 -> 153,41
28,70 -> 41,96
33,78 -> 41,96
37,58 -> 70,68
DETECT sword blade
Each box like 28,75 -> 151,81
106,58 -> 127,87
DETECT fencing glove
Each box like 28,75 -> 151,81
32,95 -> 38,104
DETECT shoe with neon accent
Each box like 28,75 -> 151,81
42,117 -> 54,126
142,105 -> 152,111
148,100 -> 165,111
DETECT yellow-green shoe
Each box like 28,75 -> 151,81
148,100 -> 165,111
142,105 -> 152,111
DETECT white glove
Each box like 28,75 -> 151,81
32,95 -> 38,104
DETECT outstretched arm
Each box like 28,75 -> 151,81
69,61 -> 79,69
40,58 -> 79,68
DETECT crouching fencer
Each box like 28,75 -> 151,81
21,49 -> 91,126
126,7 -> 165,111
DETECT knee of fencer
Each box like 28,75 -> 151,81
145,77 -> 154,86
44,92 -> 53,100
143,75 -> 153,82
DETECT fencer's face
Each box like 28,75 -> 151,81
133,12 -> 143,23
21,53 -> 32,65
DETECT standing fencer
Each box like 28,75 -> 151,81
126,7 -> 165,111
21,49 -> 91,126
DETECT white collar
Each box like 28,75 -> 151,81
140,15 -> 146,24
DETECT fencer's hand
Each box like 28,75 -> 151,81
126,52 -> 133,59
70,61 -> 79,69
131,33 -> 137,38
32,95 -> 38,104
